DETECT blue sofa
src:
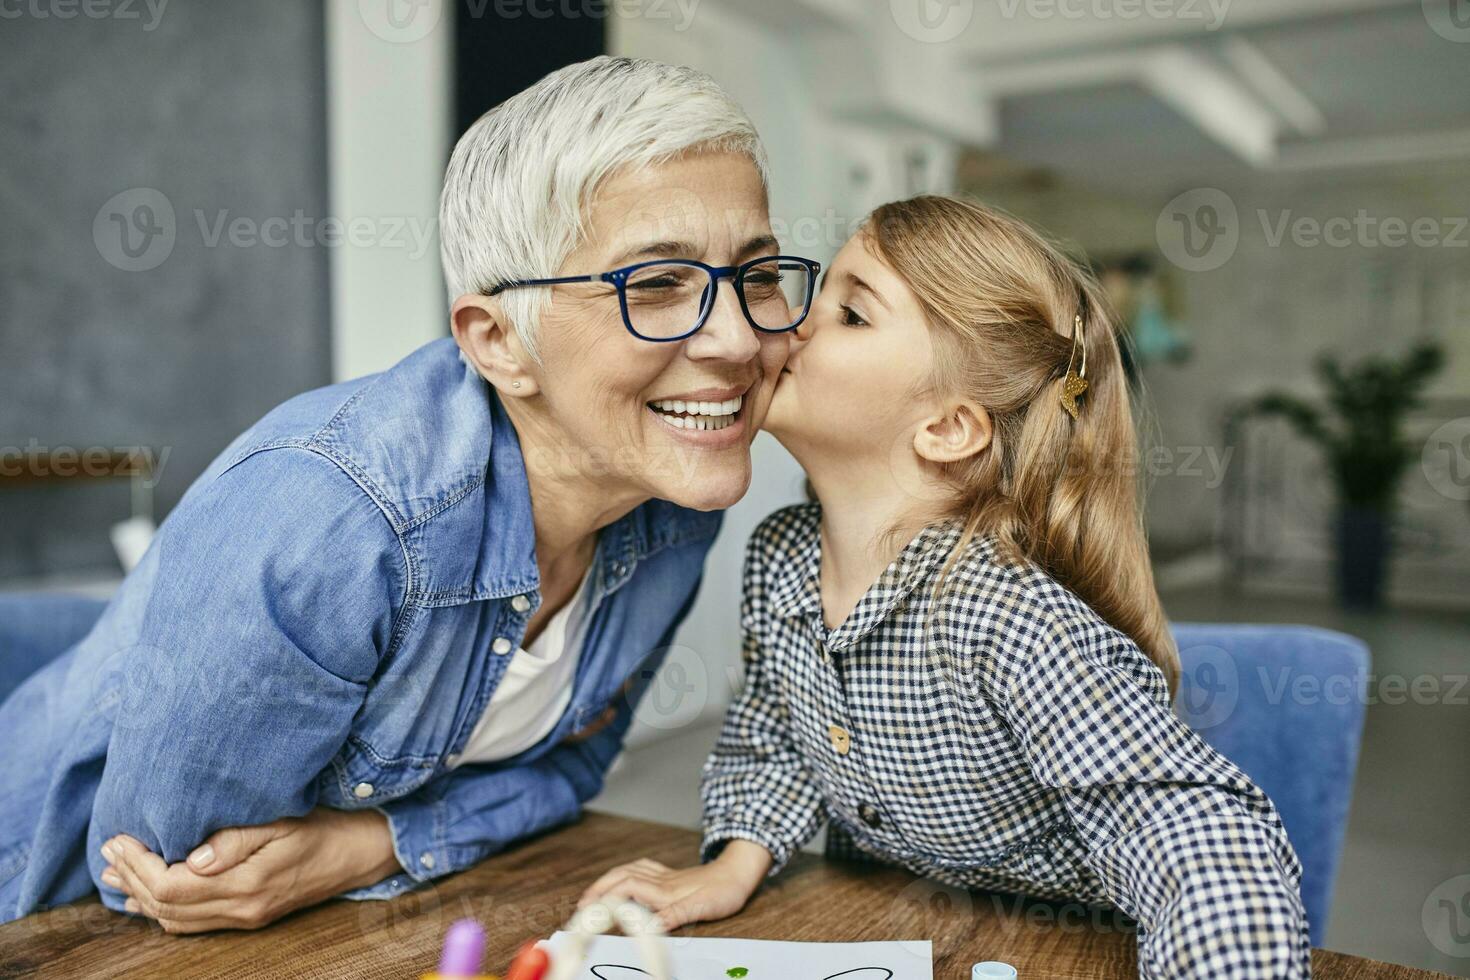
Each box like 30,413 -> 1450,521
1172,622 -> 1370,947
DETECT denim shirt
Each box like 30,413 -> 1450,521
0,337 -> 721,921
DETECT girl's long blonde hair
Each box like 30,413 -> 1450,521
867,195 -> 1179,693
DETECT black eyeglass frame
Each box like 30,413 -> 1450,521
486,254 -> 822,343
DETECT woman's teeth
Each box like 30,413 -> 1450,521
649,395 -> 742,431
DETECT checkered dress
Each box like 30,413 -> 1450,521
700,503 -> 1311,979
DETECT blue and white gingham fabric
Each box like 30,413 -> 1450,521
700,503 -> 1311,979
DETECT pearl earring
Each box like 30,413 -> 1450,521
511,381 -> 522,389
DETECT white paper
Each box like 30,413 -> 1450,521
544,932 -> 933,980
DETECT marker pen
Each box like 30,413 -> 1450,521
423,918 -> 499,980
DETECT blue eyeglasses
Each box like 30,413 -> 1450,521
486,254 -> 822,343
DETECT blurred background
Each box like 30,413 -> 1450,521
1,0 -> 1467,971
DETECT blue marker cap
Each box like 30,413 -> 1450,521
972,963 -> 1018,980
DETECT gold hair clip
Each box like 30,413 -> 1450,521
1060,314 -> 1088,420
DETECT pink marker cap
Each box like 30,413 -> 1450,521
438,918 -> 486,977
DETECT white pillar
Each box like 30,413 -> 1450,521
324,0 -> 453,382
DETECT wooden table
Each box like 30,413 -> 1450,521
0,813 -> 1449,979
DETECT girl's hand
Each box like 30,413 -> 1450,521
576,841 -> 772,930
98,807 -> 402,933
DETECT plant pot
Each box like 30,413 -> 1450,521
1334,505 -> 1392,609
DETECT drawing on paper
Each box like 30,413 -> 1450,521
590,969 -> 894,980
547,933 -> 931,980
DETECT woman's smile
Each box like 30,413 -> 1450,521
645,383 -> 752,449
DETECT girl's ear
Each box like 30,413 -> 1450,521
913,400 -> 993,464
450,293 -> 540,397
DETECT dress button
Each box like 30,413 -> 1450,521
828,725 -> 851,755
859,803 -> 882,829
352,782 -> 374,799
419,852 -> 435,870
492,636 -> 513,655
510,594 -> 531,613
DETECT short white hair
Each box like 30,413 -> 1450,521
440,56 -> 769,359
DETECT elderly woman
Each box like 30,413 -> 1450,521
0,56 -> 818,930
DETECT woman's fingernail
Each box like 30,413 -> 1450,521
188,844 -> 215,870
101,869 -> 122,888
100,843 -> 114,862
124,898 -> 139,914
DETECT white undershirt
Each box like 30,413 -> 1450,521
450,570 -> 591,767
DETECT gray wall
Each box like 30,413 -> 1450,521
0,1 -> 332,580
967,163 -> 1470,605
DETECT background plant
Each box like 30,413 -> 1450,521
1226,342 -> 1445,511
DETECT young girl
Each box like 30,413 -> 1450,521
579,196 -> 1310,977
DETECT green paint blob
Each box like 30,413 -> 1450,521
725,969 -> 749,978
